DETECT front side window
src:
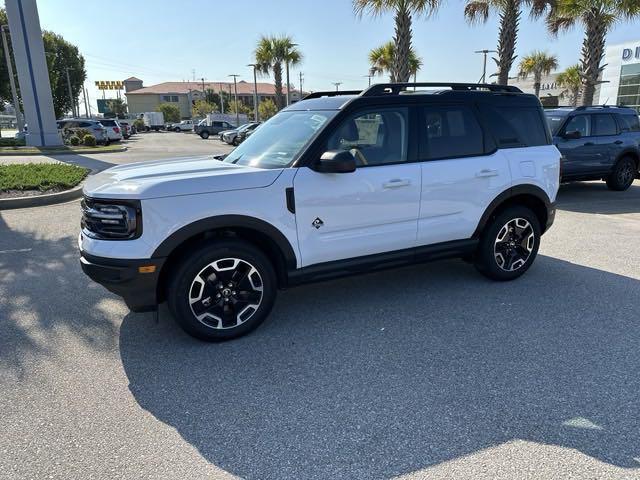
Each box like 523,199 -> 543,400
592,114 -> 618,136
620,114 -> 640,132
423,105 -> 484,159
564,115 -> 591,137
223,110 -> 335,169
326,108 -> 408,166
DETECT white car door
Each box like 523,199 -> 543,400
416,103 -> 512,246
293,107 -> 421,267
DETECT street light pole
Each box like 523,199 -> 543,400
299,71 -> 304,100
474,49 -> 496,84
1,25 -> 24,131
285,42 -> 298,107
333,82 -> 342,91
229,74 -> 240,127
65,67 -> 76,117
247,64 -> 259,122
364,73 -> 373,87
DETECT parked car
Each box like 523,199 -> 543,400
545,105 -> 640,190
118,121 -> 133,139
79,82 -> 560,341
56,119 -> 109,144
97,118 -> 123,142
172,120 -> 197,132
195,120 -> 236,139
234,122 -> 262,145
222,122 -> 260,145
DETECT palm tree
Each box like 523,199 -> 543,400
354,0 -> 440,82
556,64 -> 582,106
254,35 -> 302,110
548,0 -> 640,106
518,51 -> 558,97
369,41 -> 423,82
464,0 -> 553,86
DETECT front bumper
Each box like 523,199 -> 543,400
80,252 -> 165,312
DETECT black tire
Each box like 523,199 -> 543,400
606,156 -> 636,191
232,137 -> 240,146
167,240 -> 277,341
474,206 -> 541,281
200,131 -> 209,139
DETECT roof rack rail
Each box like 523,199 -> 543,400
574,104 -> 628,110
362,82 -> 522,96
303,90 -> 362,100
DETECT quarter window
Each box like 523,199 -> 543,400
481,105 -> 548,148
422,105 -> 484,159
592,114 -> 617,136
326,108 -> 408,166
564,115 -> 591,137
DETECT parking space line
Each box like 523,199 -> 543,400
0,248 -> 32,255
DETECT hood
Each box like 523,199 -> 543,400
83,156 -> 283,200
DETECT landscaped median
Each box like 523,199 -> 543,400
0,144 -> 126,156
0,163 -> 89,209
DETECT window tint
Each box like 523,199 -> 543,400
212,121 -> 222,127
422,105 -> 484,159
620,114 -> 640,132
481,105 -> 547,148
79,122 -> 91,128
327,108 -> 408,166
564,115 -> 590,137
592,114 -> 618,136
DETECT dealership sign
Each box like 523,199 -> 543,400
622,47 -> 640,61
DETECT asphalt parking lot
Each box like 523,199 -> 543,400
1,135 -> 640,478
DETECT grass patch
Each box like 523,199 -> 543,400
0,163 -> 88,192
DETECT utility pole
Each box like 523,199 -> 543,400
299,72 -> 304,100
364,73 -> 374,87
218,82 -> 225,114
333,82 -> 342,91
1,25 -> 24,132
82,86 -> 89,117
65,67 -> 76,117
285,42 -> 298,107
201,77 -> 205,95
474,49 -> 496,84
247,64 -> 259,121
229,74 -> 240,127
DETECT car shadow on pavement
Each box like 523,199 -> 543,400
0,212 -> 119,378
119,255 -> 640,480
557,181 -> 640,215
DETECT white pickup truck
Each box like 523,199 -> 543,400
171,120 -> 197,132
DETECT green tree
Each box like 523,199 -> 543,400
258,99 -> 278,120
204,88 -> 219,105
464,0 -> 553,85
0,8 -> 87,118
107,98 -> 127,117
369,41 -> 422,82
192,99 -> 218,118
255,35 -> 302,110
158,103 -> 180,123
518,51 -> 558,97
226,99 -> 252,116
556,64 -> 583,106
547,0 -> 640,106
354,0 -> 440,83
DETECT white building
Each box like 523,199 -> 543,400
598,41 -> 640,110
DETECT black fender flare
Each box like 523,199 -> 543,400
472,184 -> 553,238
151,215 -> 298,270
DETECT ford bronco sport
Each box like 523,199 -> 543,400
80,83 -> 561,341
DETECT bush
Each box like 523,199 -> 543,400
0,137 -> 26,147
69,135 -> 80,146
133,118 -> 145,131
83,134 -> 96,147
75,128 -> 91,140
258,99 -> 278,120
158,103 -> 181,123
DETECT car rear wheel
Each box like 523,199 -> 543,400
200,131 -> 209,139
606,156 -> 636,191
167,240 -> 277,341
474,206 -> 541,281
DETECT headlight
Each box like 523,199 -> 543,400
81,197 -> 142,240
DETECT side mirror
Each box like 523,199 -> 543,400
563,130 -> 582,140
314,150 -> 356,173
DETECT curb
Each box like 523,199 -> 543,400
0,182 -> 85,210
0,146 -> 127,156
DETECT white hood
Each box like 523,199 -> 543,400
83,156 -> 283,200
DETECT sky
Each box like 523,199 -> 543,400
4,0 -> 640,113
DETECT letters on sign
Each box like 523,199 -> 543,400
622,47 -> 640,61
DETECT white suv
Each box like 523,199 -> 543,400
79,83 -> 560,341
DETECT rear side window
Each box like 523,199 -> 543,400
422,105 -> 484,159
481,105 -> 548,148
620,114 -> 640,132
592,114 -> 618,136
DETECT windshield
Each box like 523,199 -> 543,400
545,111 -> 569,135
223,110 -> 336,169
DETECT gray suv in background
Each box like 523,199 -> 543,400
545,106 -> 640,191
56,119 -> 109,145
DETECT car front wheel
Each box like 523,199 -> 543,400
200,131 -> 209,139
474,206 -> 541,281
606,156 -> 636,191
167,240 -> 277,341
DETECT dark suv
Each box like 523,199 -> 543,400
545,106 -> 640,191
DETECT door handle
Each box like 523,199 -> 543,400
383,178 -> 411,188
615,140 -> 624,145
583,142 -> 595,146
475,169 -> 499,178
